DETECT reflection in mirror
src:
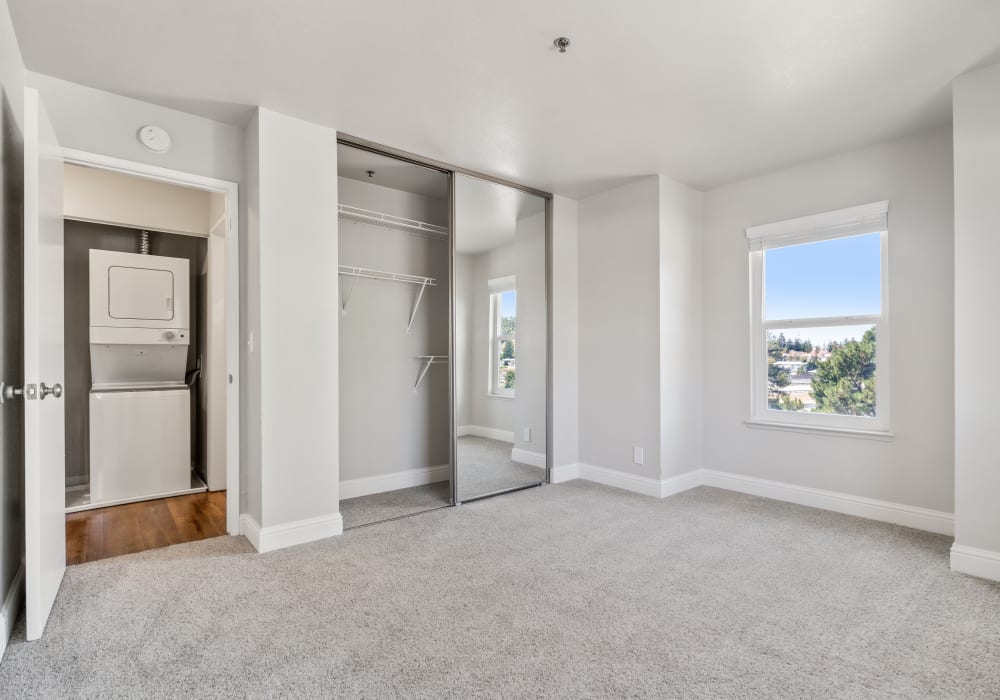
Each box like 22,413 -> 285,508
454,174 -> 547,500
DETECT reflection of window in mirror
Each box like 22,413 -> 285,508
488,276 -> 516,398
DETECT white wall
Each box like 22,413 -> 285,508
27,73 -> 243,183
659,176 -> 703,478
242,113 -> 262,522
702,126 -> 954,512
953,62 -> 1000,567
550,196 -> 579,468
513,211 -> 547,459
252,108 -> 340,533
63,163 -> 211,236
578,177 -> 662,478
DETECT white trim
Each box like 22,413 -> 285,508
61,148 -> 241,536
748,210 -> 890,434
550,462 -> 580,483
744,420 -> 894,441
700,470 -> 953,536
565,464 -> 702,499
340,464 -> 449,500
510,448 -> 546,469
746,200 -> 888,249
950,544 -> 1000,582
240,513 -> 343,554
552,464 -> 953,536
456,425 -> 514,443
1,564 -> 25,658
239,514 -> 261,550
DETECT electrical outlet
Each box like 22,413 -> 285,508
523,427 -> 531,442
633,447 -> 644,465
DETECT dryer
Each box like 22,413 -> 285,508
88,249 -> 192,503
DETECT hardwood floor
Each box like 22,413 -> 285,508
66,491 -> 227,565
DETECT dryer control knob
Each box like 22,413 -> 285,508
163,331 -> 176,341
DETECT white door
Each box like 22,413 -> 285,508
23,87 -> 65,641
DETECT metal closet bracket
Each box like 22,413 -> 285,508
406,279 -> 431,333
413,356 -> 447,392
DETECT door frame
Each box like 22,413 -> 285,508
60,148 -> 241,535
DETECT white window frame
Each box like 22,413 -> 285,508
488,275 -> 516,399
747,201 -> 890,436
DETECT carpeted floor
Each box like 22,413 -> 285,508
340,482 -> 451,529
3,482 -> 1000,698
457,435 -> 544,500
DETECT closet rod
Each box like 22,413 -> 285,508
338,204 -> 449,240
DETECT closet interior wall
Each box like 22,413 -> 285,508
337,176 -> 450,493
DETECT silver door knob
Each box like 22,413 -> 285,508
39,382 -> 62,400
0,381 -> 22,404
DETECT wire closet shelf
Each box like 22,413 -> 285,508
338,204 -> 449,241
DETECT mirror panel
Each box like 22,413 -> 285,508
453,174 -> 547,500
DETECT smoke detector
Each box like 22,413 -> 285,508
553,37 -> 571,53
137,125 -> 171,154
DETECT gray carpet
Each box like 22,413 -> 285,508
457,435 -> 544,500
3,482 -> 1000,698
340,481 -> 451,529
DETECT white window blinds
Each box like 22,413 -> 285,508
746,200 -> 888,251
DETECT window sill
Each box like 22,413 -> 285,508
744,419 -> 894,442
487,393 -> 515,401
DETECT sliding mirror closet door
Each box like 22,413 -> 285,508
454,174 -> 547,501
337,144 -> 452,528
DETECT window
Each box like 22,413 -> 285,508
747,201 -> 889,434
488,276 -> 516,398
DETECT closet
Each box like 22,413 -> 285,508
337,144 -> 452,527
337,138 -> 552,526
61,163 -> 229,561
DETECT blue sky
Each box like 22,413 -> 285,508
766,233 -> 881,320
500,290 -> 516,317
765,232 -> 880,346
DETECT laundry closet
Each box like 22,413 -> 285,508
61,164 -> 228,527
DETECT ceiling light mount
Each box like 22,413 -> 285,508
553,37 -> 571,54
367,170 -> 375,178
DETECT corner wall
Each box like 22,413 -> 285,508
246,108 -> 341,549
952,61 -> 1000,580
576,175 -> 703,486
701,127 -> 955,513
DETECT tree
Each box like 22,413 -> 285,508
503,369 -> 515,389
501,340 -> 514,360
767,335 -> 791,409
811,328 -> 876,416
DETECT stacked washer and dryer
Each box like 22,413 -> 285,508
88,248 -> 193,504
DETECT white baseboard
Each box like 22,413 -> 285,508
457,425 -> 514,443
550,463 -> 580,483
552,464 -> 954,536
340,464 -> 449,500
510,448 -> 546,469
570,463 -> 702,499
701,469 -> 955,536
240,512 -> 343,554
951,544 -> 1000,582
1,564 -> 24,658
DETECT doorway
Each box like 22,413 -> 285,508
57,154 -> 240,561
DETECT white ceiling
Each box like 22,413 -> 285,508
9,1 -> 1000,196
454,175 -> 545,255
337,145 -> 448,199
